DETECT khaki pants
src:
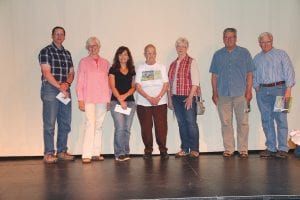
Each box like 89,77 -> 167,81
217,96 -> 249,153
82,103 -> 107,159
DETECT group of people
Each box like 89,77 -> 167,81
38,26 -> 295,164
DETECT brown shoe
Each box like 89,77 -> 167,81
260,149 -> 276,158
223,150 -> 234,158
189,151 -> 199,158
275,150 -> 288,159
57,152 -> 75,161
44,154 -> 57,164
91,155 -> 104,161
82,158 -> 91,164
175,150 -> 189,158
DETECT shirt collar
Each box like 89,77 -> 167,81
51,42 -> 64,51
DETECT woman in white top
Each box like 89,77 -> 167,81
135,44 -> 169,160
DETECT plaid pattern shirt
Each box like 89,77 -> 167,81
169,55 -> 199,96
38,43 -> 73,82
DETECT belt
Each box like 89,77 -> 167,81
260,81 -> 285,87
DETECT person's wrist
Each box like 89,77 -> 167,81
66,81 -> 71,87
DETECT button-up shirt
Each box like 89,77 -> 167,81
38,43 -> 73,82
76,56 -> 110,104
209,46 -> 254,97
253,48 -> 295,88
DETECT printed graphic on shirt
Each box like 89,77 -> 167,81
141,70 -> 162,82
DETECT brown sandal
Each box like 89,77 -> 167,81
223,151 -> 234,157
239,151 -> 248,159
91,156 -> 104,161
82,158 -> 91,163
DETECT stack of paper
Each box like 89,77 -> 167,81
273,96 -> 292,113
56,92 -> 71,105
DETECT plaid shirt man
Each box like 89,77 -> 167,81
38,42 -> 73,83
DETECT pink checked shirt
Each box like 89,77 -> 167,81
76,56 -> 111,104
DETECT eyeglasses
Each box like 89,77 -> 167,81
176,45 -> 187,49
88,45 -> 99,49
224,36 -> 236,39
259,41 -> 272,44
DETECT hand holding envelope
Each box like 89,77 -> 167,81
114,104 -> 132,115
56,92 -> 71,105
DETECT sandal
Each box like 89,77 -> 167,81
91,155 -> 104,161
175,150 -> 189,158
189,151 -> 199,158
239,151 -> 248,159
44,154 -> 57,164
223,150 -> 234,157
82,158 -> 91,163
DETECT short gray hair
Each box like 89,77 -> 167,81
223,28 -> 237,37
85,36 -> 101,49
175,37 -> 189,48
258,32 -> 273,42
144,44 -> 156,54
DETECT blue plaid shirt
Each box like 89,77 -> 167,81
253,48 -> 295,88
38,43 -> 73,82
209,46 -> 254,97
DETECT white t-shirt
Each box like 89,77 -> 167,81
135,63 -> 168,106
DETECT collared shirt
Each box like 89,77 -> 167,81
38,42 -> 73,82
253,48 -> 295,88
169,55 -> 200,96
209,46 -> 254,97
171,59 -> 200,95
76,56 -> 110,104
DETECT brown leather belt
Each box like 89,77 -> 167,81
260,81 -> 285,87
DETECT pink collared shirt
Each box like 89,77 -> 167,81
76,56 -> 111,103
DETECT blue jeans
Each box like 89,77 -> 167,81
172,95 -> 199,152
256,85 -> 288,152
110,101 -> 136,157
40,82 -> 72,155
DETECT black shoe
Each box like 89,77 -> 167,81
160,152 -> 169,160
275,150 -> 288,159
143,153 -> 152,160
260,149 -> 276,158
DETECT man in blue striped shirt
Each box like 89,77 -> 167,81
209,28 -> 254,159
253,32 -> 295,159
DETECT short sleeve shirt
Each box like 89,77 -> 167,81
135,63 -> 168,106
209,46 -> 254,97
109,67 -> 135,102
38,43 -> 73,82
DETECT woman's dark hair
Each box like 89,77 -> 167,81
112,46 -> 135,74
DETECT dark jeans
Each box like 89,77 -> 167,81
137,104 -> 168,154
172,95 -> 199,152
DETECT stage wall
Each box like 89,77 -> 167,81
0,0 -> 299,156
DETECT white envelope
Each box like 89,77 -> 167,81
114,104 -> 131,115
56,92 -> 71,105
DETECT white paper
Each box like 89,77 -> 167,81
56,92 -> 71,105
289,130 -> 300,145
114,104 -> 131,115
